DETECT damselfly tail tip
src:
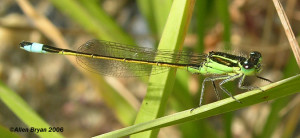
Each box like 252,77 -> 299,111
19,41 -> 32,49
19,41 -> 45,53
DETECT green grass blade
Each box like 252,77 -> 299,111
49,0 -> 134,44
215,1 -> 233,137
95,75 -> 300,138
136,0 -> 157,35
76,0 -> 134,43
151,0 -> 172,37
47,0 -> 137,125
172,71 -> 210,138
216,0 -> 231,51
139,0 -> 203,137
0,125 -> 20,138
195,0 -> 208,52
137,0 -> 172,38
193,1 -> 220,137
131,0 -> 195,137
0,80 -> 63,138
88,75 -> 137,126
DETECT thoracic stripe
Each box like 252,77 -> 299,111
209,51 -> 246,67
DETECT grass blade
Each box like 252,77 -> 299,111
49,0 -> 134,44
0,80 -> 63,138
95,75 -> 300,138
131,0 -> 195,137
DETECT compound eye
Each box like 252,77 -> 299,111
256,64 -> 261,69
250,51 -> 261,58
243,62 -> 254,69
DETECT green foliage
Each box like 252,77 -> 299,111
96,75 -> 300,137
2,0 -> 299,137
0,80 -> 63,138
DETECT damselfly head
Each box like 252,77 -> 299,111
240,51 -> 262,75
249,51 -> 262,72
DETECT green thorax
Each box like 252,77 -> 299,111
187,51 -> 262,76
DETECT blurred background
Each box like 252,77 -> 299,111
0,0 -> 299,138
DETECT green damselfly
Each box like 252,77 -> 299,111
20,39 -> 272,107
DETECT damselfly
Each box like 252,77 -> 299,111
20,39 -> 272,107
